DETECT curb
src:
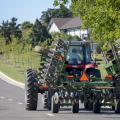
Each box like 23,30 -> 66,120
0,71 -> 24,89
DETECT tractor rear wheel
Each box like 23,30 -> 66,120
72,101 -> 79,113
25,69 -> 38,110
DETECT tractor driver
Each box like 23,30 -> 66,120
67,48 -> 83,64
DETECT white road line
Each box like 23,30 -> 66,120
46,113 -> 55,117
0,72 -> 24,89
0,96 -> 5,99
18,102 -> 23,105
7,98 -> 13,101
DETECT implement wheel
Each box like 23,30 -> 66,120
115,100 -> 120,113
51,92 -> 60,113
25,69 -> 38,110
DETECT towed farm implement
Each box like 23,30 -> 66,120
25,40 -> 120,113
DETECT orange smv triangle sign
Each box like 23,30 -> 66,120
80,72 -> 89,82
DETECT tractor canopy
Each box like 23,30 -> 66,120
65,41 -> 94,65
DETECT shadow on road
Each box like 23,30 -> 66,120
57,108 -> 119,115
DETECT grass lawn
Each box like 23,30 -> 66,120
0,52 -> 40,83
0,60 -> 25,83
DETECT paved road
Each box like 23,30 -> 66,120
0,78 -> 120,120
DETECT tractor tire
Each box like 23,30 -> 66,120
115,100 -> 120,113
51,92 -> 60,113
25,69 -> 38,110
72,101 -> 79,113
93,100 -> 101,113
114,75 -> 120,99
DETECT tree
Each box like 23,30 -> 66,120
21,21 -> 33,30
9,17 -> 22,40
40,6 -> 73,26
30,19 -> 51,47
54,0 -> 120,44
0,20 -> 11,44
21,21 -> 33,45
0,17 -> 22,44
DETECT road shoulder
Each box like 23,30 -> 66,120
0,71 -> 24,89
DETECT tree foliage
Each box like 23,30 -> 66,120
0,17 -> 22,44
30,19 -> 51,47
21,21 -> 33,45
51,32 -> 81,42
40,6 -> 73,26
0,20 -> 11,44
21,21 -> 33,30
54,0 -> 120,44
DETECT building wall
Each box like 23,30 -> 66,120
81,29 -> 88,39
49,22 -> 88,40
49,23 -> 60,33
66,28 -> 88,39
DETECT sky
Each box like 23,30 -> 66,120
0,0 -> 55,24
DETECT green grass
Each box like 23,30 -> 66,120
0,60 -> 25,83
0,51 -> 40,83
